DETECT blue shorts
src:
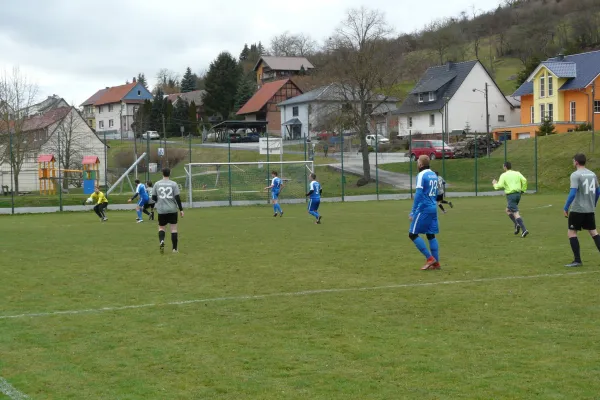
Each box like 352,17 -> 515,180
409,212 -> 439,235
137,197 -> 149,207
271,191 -> 280,200
308,199 -> 320,212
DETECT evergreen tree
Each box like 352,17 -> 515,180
133,100 -> 152,136
516,56 -> 541,88
173,98 -> 190,135
257,41 -> 265,55
537,117 -> 556,136
137,73 -> 148,89
181,67 -> 197,93
150,88 -> 165,133
235,76 -> 256,112
203,52 -> 241,120
240,44 -> 250,61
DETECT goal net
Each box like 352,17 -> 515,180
184,161 -> 314,205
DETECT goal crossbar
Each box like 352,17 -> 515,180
186,161 -> 313,167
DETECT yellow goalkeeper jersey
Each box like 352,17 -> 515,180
90,191 -> 108,205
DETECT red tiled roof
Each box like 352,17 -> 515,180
38,154 -> 55,163
23,107 -> 71,131
237,79 -> 294,115
82,156 -> 100,165
80,88 -> 108,106
92,82 -> 138,106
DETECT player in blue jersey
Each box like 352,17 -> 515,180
128,179 -> 150,223
409,155 -> 441,270
306,173 -> 322,224
265,171 -> 284,217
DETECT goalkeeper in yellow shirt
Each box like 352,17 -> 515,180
85,186 -> 108,221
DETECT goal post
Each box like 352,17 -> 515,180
184,161 -> 314,207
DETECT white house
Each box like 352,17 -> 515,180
80,78 -> 153,139
24,95 -> 70,117
0,107 -> 107,192
394,60 -> 519,137
278,83 -> 398,140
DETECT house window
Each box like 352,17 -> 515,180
548,76 -> 553,97
98,106 -> 103,114
531,106 -> 534,123
428,92 -> 436,101
109,119 -> 114,128
498,115 -> 505,122
88,120 -> 93,127
594,100 -> 600,113
137,90 -> 141,96
408,116 -> 413,128
99,120 -> 104,129
108,104 -> 113,112
365,103 -> 373,115
292,106 -> 299,117
548,103 -> 554,121
429,114 -> 435,126
540,104 -> 546,121
570,101 -> 576,122
540,76 -> 545,98
418,93 -> 424,103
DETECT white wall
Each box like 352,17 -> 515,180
96,102 -> 138,138
449,62 -> 519,132
398,112 -> 443,136
280,103 -> 309,139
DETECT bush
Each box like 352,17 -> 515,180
113,148 -> 189,171
575,123 -> 592,132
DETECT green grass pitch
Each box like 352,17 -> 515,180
1,194 -> 600,399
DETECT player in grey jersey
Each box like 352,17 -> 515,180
563,153 -> 600,267
151,168 -> 184,253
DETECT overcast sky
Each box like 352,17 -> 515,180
0,0 -> 502,106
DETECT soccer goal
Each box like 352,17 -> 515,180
185,161 -> 314,206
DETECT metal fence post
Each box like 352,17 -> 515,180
474,131 -> 478,196
375,133 -> 379,200
304,137 -> 308,203
340,130 -> 345,202
146,133 -> 150,182
504,134 -> 507,164
409,130 -> 413,199
58,128 -> 63,211
228,133 -> 232,206
535,133 -> 538,193
9,129 -> 14,214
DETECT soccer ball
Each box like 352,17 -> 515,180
86,198 -> 93,204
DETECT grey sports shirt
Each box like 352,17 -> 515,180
152,179 -> 181,214
569,168 -> 599,213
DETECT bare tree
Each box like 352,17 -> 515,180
325,7 -> 401,183
45,108 -> 89,189
270,32 -> 317,57
422,19 -> 459,65
0,67 -> 39,193
154,69 -> 180,95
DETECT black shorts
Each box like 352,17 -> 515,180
568,212 -> 596,231
436,194 -> 444,202
158,212 -> 178,226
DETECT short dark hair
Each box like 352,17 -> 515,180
271,171 -> 278,176
504,161 -> 512,170
146,181 -> 153,187
134,179 -> 140,185
310,173 -> 317,180
162,168 -> 171,177
574,153 -> 586,166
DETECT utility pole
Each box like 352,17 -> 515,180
485,82 -> 490,158
162,114 -> 168,167
593,81 -> 596,152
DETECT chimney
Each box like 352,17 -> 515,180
105,87 -> 109,90
133,77 -> 136,83
446,61 -> 453,71
558,53 -> 565,61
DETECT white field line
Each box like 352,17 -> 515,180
0,377 -> 29,400
0,271 -> 597,321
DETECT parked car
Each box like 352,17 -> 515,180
141,131 -> 160,140
410,140 -> 454,160
365,134 -> 390,146
228,133 -> 242,143
241,133 -> 260,142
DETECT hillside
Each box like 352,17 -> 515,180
380,132 -> 600,193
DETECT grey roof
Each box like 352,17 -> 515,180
282,118 -> 302,126
254,56 -> 315,72
278,83 -> 397,107
505,95 -> 521,107
167,90 -> 206,106
410,73 -> 456,94
394,61 -> 478,115
513,50 -> 600,96
543,61 -> 577,78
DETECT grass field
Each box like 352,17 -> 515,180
1,194 -> 600,399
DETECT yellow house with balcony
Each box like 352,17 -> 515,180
495,51 -> 600,140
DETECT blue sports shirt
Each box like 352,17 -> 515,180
410,169 -> 438,216
136,183 -> 149,201
308,180 -> 321,200
271,177 -> 282,193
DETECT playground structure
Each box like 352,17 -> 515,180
38,154 -> 101,195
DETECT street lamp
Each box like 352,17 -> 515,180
473,83 -> 490,157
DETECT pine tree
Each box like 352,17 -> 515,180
203,52 -> 241,120
240,44 -> 250,61
150,88 -> 165,133
537,117 -> 557,136
137,73 -> 148,89
257,41 -> 265,55
181,67 -> 196,93
235,76 -> 256,112
173,98 -> 190,136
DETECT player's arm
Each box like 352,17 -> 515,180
306,181 -> 314,197
493,174 -> 505,190
564,173 -> 579,215
151,186 -> 158,203
520,173 -> 528,193
173,184 -> 184,216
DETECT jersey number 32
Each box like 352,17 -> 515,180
157,187 -> 173,199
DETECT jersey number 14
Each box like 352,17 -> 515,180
583,178 -> 596,194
